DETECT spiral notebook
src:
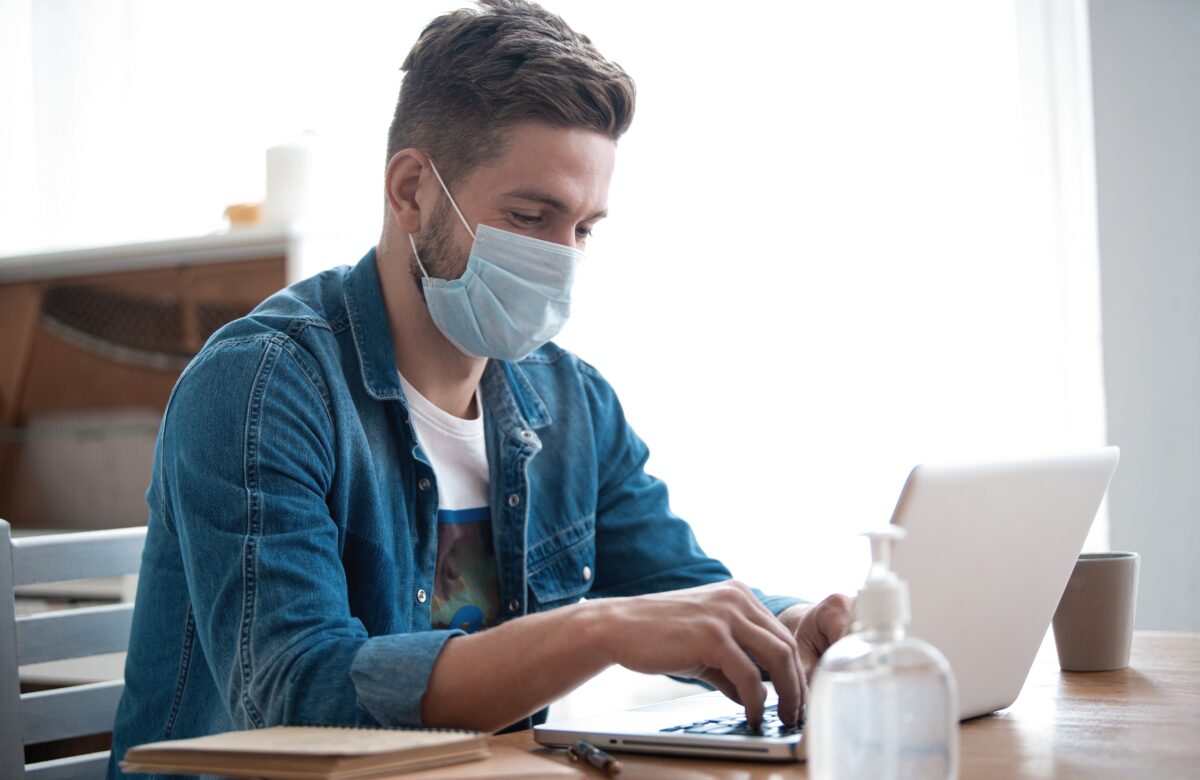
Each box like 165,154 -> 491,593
119,725 -> 491,779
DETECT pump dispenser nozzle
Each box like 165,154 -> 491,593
853,526 -> 911,631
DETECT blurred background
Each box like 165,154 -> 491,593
1,0 -> 1196,716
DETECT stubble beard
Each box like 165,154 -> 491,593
409,198 -> 466,301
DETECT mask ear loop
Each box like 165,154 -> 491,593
408,157 -> 476,280
408,234 -> 431,278
427,159 -> 476,241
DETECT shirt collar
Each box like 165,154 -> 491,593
344,247 -> 551,431
344,247 -> 404,401
483,360 -> 552,434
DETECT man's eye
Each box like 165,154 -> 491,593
576,225 -> 593,239
511,212 -> 541,226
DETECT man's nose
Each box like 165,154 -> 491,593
548,226 -> 579,251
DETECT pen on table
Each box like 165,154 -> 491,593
567,740 -> 622,775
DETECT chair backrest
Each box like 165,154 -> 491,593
0,519 -> 146,780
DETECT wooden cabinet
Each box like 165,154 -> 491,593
0,227 -> 327,529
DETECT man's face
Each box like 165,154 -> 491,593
411,122 -> 616,289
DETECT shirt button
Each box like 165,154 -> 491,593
519,430 -> 534,441
582,565 -> 592,582
507,493 -> 521,507
418,478 -> 431,491
507,599 -> 521,612
416,588 -> 428,603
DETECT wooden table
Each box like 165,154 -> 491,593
496,631 -> 1200,779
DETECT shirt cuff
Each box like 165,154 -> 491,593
751,588 -> 810,618
350,629 -> 465,727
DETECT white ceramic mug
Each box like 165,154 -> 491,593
1052,552 -> 1140,671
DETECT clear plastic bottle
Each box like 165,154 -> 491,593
808,528 -> 959,780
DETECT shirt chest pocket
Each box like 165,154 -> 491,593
526,515 -> 595,611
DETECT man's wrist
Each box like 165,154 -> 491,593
572,598 -> 620,669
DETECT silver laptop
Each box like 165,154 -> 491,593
534,447 -> 1120,762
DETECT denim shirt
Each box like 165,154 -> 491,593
108,249 -> 803,778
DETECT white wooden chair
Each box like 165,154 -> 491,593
0,519 -> 146,779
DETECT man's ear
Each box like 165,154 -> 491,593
384,149 -> 432,235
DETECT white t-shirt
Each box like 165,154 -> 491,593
398,373 -> 500,634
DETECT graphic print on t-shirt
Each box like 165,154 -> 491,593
430,507 -> 500,633
398,372 -> 500,634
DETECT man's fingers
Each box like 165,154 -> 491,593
736,593 -> 803,654
797,640 -> 821,684
695,668 -> 744,706
722,583 -> 805,725
731,616 -> 803,726
796,648 -> 812,721
734,605 -> 806,725
610,584 -> 852,730
797,594 -> 855,685
715,639 -> 766,727
823,595 -> 854,644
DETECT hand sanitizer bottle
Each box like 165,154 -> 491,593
808,527 -> 959,779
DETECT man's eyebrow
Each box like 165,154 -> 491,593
500,188 -> 608,221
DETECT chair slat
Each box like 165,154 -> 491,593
22,679 -> 124,745
12,528 -> 146,587
1,521 -> 26,780
25,750 -> 112,780
17,603 -> 135,665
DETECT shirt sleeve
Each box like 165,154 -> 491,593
162,336 -> 461,729
577,361 -> 808,616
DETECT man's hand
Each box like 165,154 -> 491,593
778,594 -> 855,689
592,580 -> 807,728
423,582 -> 853,733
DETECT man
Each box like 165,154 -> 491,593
110,1 -> 851,775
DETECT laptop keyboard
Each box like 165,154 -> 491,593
659,704 -> 804,738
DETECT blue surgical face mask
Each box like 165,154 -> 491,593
408,160 -> 585,361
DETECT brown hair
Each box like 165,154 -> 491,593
386,0 -> 636,187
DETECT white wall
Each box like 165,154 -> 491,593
1089,0 -> 1200,630
0,0 -> 39,249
